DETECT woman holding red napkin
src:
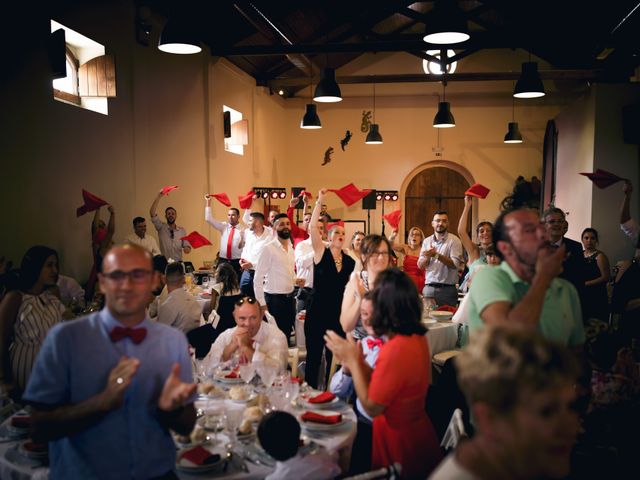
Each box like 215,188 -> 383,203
85,205 -> 115,302
389,227 -> 425,291
325,268 -> 442,478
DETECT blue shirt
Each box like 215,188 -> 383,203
23,308 -> 195,480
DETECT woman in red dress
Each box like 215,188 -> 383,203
389,227 -> 425,291
325,268 -> 442,478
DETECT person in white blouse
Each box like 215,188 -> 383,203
204,196 -> 245,280
205,297 -> 288,371
239,211 -> 273,298
253,213 -> 299,340
157,262 -> 202,334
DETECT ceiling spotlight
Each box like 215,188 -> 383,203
391,194 -> 398,201
376,193 -> 383,201
158,19 -> 202,54
279,191 -> 287,199
278,89 -> 284,96
313,68 -> 342,103
423,0 -> 470,45
271,191 -> 279,199
262,192 -> 269,199
513,62 -> 545,98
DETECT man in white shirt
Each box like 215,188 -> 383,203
157,262 -> 202,334
125,217 -> 161,256
205,196 -> 245,280
254,213 -> 298,340
239,211 -> 273,298
205,297 -> 288,371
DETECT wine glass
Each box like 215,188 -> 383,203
224,404 -> 245,448
256,363 -> 277,391
204,400 -> 225,445
238,362 -> 256,385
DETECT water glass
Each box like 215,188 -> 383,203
238,362 -> 256,384
224,404 -> 245,446
204,401 -> 225,444
256,363 -> 277,389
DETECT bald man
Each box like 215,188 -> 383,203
24,244 -> 197,479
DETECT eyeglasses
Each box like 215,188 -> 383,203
235,296 -> 258,307
372,251 -> 390,257
102,269 -> 152,283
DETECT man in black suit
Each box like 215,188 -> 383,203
543,207 -> 588,321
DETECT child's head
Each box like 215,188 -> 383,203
257,411 -> 301,461
360,291 -> 375,336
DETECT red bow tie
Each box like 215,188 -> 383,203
110,326 -> 147,345
366,338 -> 384,350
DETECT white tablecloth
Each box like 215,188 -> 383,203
425,321 -> 458,355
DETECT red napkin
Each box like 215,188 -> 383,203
383,209 -> 402,231
23,441 -> 47,453
180,231 -> 211,249
290,376 -> 302,384
329,183 -> 372,207
308,391 -> 336,404
180,446 -> 221,465
325,221 -> 345,231
11,416 -> 31,429
161,185 -> 179,196
301,411 -> 342,424
298,191 -> 313,199
436,305 -> 458,313
224,371 -> 239,379
76,189 -> 108,217
208,192 -> 231,207
238,190 -> 255,209
465,183 -> 490,199
580,169 -> 625,189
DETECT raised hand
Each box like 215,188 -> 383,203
536,243 -> 565,281
158,363 -> 197,412
101,356 -> 140,411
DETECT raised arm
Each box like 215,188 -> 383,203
458,196 -> 480,263
204,195 -> 225,232
287,196 -> 306,239
150,190 -> 163,218
91,207 -> 101,235
620,181 -> 632,225
310,189 -> 327,263
388,230 -> 407,254
97,205 -> 116,258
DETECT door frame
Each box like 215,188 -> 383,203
399,160 -> 477,241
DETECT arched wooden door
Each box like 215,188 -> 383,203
405,167 -> 470,240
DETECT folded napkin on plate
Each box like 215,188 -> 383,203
308,392 -> 336,404
224,371 -> 239,379
301,411 -> 342,424
11,416 -> 31,429
179,445 -> 221,466
23,441 -> 47,453
436,305 -> 457,314
290,376 -> 302,384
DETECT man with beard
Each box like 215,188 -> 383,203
205,197 -> 245,280
417,211 -> 465,308
254,213 -> 297,340
466,208 -> 585,348
149,191 -> 191,261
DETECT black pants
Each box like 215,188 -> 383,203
349,414 -> 373,475
265,292 -> 296,340
239,269 -> 255,298
218,258 -> 242,282
295,287 -> 313,313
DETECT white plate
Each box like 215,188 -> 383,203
229,392 -> 257,404
175,447 -> 226,473
299,410 -> 346,431
422,318 -> 437,325
214,372 -> 244,384
429,311 -> 454,321
298,392 -> 340,409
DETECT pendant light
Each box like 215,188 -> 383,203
433,82 -> 455,128
513,61 -> 545,98
301,66 -> 321,129
423,0 -> 470,45
504,92 -> 523,143
365,81 -> 383,144
158,18 -> 202,54
313,68 -> 342,103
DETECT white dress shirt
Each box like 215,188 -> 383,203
294,238 -> 316,289
124,233 -> 161,256
253,238 -> 296,305
157,287 -> 203,333
205,207 -> 244,259
265,451 -> 341,480
241,227 -> 273,265
205,321 -> 288,370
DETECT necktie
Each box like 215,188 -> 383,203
366,338 -> 384,350
110,326 -> 147,344
226,226 -> 235,259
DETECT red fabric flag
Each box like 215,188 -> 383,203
298,191 -> 313,199
580,169 -> 625,189
238,190 -> 255,209
383,209 -> 402,231
326,221 -> 345,231
161,185 -> 179,196
328,183 -> 372,207
208,193 -> 231,207
76,189 -> 108,217
464,183 -> 491,199
180,231 -> 211,249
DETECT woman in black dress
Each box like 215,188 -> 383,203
304,188 -> 355,389
581,228 -> 611,322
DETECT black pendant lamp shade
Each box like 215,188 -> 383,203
504,122 -> 523,143
433,101 -> 455,128
423,0 -> 470,45
313,68 -> 342,103
158,19 -> 202,54
301,104 -> 322,129
513,62 -> 545,98
365,124 -> 383,144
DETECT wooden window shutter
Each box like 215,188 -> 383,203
78,55 -> 116,97
229,119 -> 249,145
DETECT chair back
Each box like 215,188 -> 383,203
216,294 -> 243,334
440,408 -> 467,451
186,324 -> 217,359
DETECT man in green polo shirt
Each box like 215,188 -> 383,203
467,208 -> 584,347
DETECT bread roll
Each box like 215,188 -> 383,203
243,406 -> 263,423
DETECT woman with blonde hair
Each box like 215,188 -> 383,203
389,226 -> 425,290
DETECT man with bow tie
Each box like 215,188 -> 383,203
23,244 -> 197,479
